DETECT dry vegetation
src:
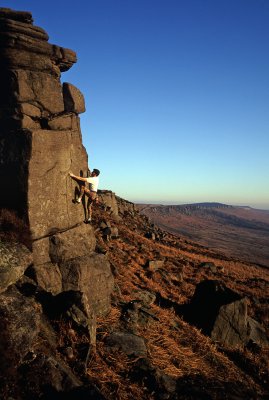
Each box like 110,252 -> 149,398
67,203 -> 269,399
0,208 -> 31,249
2,201 -> 268,399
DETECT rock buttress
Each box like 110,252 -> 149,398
0,8 -> 114,317
0,7 -> 87,238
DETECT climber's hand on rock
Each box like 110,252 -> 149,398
69,172 -> 74,178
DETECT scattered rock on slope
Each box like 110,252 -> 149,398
185,280 -> 268,347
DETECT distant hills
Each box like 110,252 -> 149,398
137,202 -> 269,267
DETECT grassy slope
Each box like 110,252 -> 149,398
78,201 -> 269,400
2,202 -> 268,398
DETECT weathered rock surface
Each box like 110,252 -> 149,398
63,82 -> 86,114
0,8 -> 115,316
98,190 -> 119,217
0,239 -> 33,293
185,280 -> 268,347
0,7 -> 87,238
19,353 -> 82,398
31,223 -> 95,266
116,195 -> 137,216
60,253 -> 114,316
28,262 -> 62,295
49,223 -> 96,264
0,286 -> 41,372
27,129 -> 87,240
106,331 -> 147,356
133,289 -> 156,306
0,10 -> 115,398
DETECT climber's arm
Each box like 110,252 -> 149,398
69,173 -> 88,183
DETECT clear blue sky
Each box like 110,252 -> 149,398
4,0 -> 269,208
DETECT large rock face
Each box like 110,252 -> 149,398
28,129 -> 87,239
0,7 -> 87,237
0,9 -> 114,397
0,8 -> 114,315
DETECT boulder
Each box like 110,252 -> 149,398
20,114 -> 40,129
245,316 -> 268,347
99,220 -> 119,240
63,82 -> 86,114
0,9 -> 76,74
102,226 -> 112,241
0,8 -> 33,23
130,357 -> 178,399
15,70 -> 65,114
211,298 -> 269,347
185,280 -> 241,335
20,102 -> 41,117
0,286 -> 41,372
0,7 -> 116,398
60,253 -> 114,316
0,240 -> 33,293
48,114 -> 73,130
27,262 -> 62,295
120,300 -> 142,333
120,299 -> 158,333
106,331 -> 147,356
185,280 -> 269,347
32,223 -> 95,268
211,298 -> 249,346
133,289 -> 156,306
19,353 -> 81,398
99,220 -> 111,229
49,224 -> 96,264
199,261 -> 217,273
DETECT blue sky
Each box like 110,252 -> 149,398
4,0 -> 269,208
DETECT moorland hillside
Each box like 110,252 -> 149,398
138,203 -> 269,267
0,8 -> 268,400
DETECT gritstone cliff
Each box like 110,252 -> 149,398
0,7 -> 114,321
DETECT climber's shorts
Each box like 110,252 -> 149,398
83,187 -> 97,202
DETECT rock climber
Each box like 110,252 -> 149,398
69,168 -> 100,223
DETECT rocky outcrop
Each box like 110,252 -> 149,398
0,286 -> 41,372
0,6 -> 114,316
0,240 -> 32,293
60,254 -> 114,316
98,190 -> 119,217
0,7 -> 86,235
0,8 -> 114,398
1,7 -> 268,400
116,195 -> 137,216
185,280 -> 268,347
